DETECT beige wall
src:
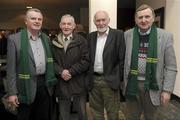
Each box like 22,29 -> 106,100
137,0 -> 180,97
89,0 -> 117,32
165,0 -> 180,97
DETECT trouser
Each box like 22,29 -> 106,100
125,81 -> 158,120
17,75 -> 53,120
89,75 -> 120,120
58,95 -> 87,120
17,86 -> 51,120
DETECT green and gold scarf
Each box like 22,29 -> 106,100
126,25 -> 159,99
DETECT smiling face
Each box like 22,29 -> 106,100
94,11 -> 110,34
59,15 -> 76,37
25,10 -> 43,34
135,8 -> 155,32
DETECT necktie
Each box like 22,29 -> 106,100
64,37 -> 68,41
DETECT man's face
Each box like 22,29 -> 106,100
25,11 -> 43,32
94,12 -> 110,33
60,17 -> 75,37
135,8 -> 154,32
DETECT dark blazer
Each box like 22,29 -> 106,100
86,27 -> 125,91
6,31 -> 54,103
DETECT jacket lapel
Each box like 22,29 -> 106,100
103,28 -> 113,52
67,34 -> 81,49
127,29 -> 133,67
91,32 -> 97,61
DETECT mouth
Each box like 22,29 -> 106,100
140,23 -> 147,26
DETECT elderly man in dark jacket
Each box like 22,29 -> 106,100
51,14 -> 89,120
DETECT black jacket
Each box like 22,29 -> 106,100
52,33 -> 89,98
86,28 -> 125,91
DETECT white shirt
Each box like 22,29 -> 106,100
94,28 -> 109,73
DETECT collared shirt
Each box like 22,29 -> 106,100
94,27 -> 109,73
28,31 -> 46,75
138,27 -> 151,35
63,34 -> 72,52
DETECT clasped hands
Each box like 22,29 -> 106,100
61,69 -> 72,81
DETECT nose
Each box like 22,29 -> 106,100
64,24 -> 69,28
142,17 -> 146,22
35,19 -> 39,23
99,20 -> 103,25
35,18 -> 42,23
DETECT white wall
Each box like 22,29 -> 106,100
137,0 -> 180,97
89,0 -> 117,32
165,0 -> 180,97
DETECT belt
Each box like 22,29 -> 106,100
37,74 -> 45,78
94,72 -> 104,76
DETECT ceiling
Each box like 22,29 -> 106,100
0,0 -> 135,10
0,0 -> 88,10
0,0 -> 135,29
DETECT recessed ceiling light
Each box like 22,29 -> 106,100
26,6 -> 32,9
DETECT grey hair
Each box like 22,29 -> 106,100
60,14 -> 76,24
93,10 -> 110,22
135,4 -> 155,18
25,8 -> 43,19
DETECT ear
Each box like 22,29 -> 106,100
72,23 -> 76,30
59,22 -> 62,29
24,17 -> 27,25
108,17 -> 110,24
134,17 -> 138,25
152,17 -> 155,23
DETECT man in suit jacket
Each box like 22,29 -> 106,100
123,4 -> 177,120
86,10 -> 125,120
5,8 -> 57,120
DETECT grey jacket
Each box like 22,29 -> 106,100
6,32 -> 54,103
123,28 -> 177,105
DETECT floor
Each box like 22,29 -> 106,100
86,100 -> 180,120
0,100 -> 180,120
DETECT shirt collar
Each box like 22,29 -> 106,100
27,30 -> 41,41
138,27 -> 151,35
63,34 -> 73,40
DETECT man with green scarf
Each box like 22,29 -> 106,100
5,8 -> 57,120
123,4 -> 177,120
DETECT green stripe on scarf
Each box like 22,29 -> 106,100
18,29 -> 57,104
126,25 -> 159,99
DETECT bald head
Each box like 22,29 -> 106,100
93,10 -> 110,34
94,10 -> 110,23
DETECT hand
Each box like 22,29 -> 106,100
61,69 -> 72,81
8,95 -> 19,107
161,91 -> 171,107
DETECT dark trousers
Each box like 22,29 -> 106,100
58,95 -> 87,120
17,75 -> 52,120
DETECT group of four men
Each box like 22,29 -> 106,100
5,4 -> 177,120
